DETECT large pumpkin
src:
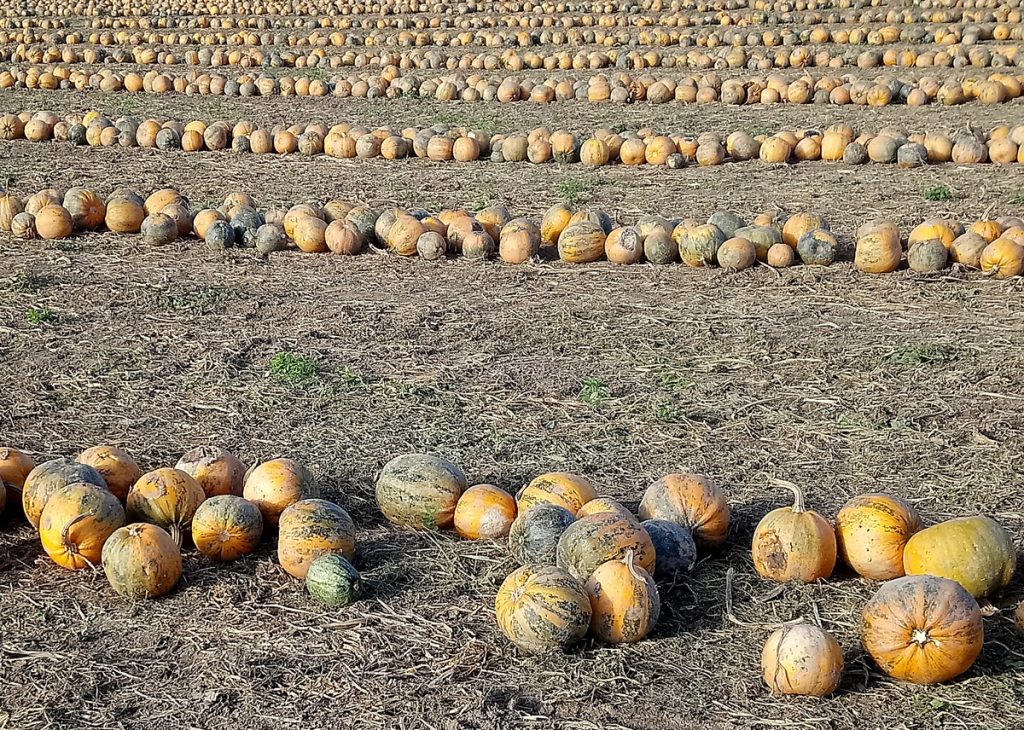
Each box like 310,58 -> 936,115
306,553 -> 362,607
903,515 -> 1016,598
556,512 -> 656,581
175,446 -> 246,498
762,623 -> 844,696
0,446 -> 35,510
102,523 -> 182,600
375,453 -> 467,530
508,503 -> 576,565
242,458 -> 315,526
191,494 -> 263,561
63,187 -> 106,230
557,222 -> 606,263
77,445 -> 141,502
517,472 -> 596,515
454,484 -> 517,540
277,498 -> 356,579
35,205 -> 73,240
835,493 -> 921,580
126,467 -> 206,545
495,564 -> 591,653
638,473 -> 730,549
751,480 -> 836,583
586,552 -> 660,644
642,519 -> 698,579
39,483 -> 126,570
861,575 -> 983,684
22,458 -> 107,529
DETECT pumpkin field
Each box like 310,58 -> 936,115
2,0 -> 1024,727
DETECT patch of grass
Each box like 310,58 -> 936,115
268,352 -> 320,385
338,367 -> 365,388
48,239 -> 82,252
296,67 -> 326,80
885,344 -> 961,366
658,369 -> 696,391
156,286 -> 238,316
4,271 -> 50,292
922,185 -> 952,202
555,178 -> 590,206
1010,193 -> 1024,205
469,188 -> 499,212
579,378 -> 609,407
655,402 -> 682,423
27,306 -> 59,325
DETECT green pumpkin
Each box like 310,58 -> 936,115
306,553 -> 362,608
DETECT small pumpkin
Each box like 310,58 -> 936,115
903,515 -> 1016,598
141,212 -> 178,245
102,523 -> 182,600
1,446 -> 36,509
375,453 -> 467,530
175,446 -> 246,498
191,494 -> 263,561
454,484 -> 517,540
517,472 -> 597,515
39,483 -> 126,570
242,458 -> 315,526
717,237 -> 757,270
556,511 -> 656,581
751,480 -> 836,583
638,473 -> 730,549
586,551 -> 660,644
767,243 -> 795,268
306,553 -> 362,607
762,623 -> 844,696
22,458 -> 107,529
495,564 -> 591,654
126,467 -> 206,546
861,575 -> 983,684
278,498 -> 356,579
642,519 -> 698,579
836,493 -> 922,581
508,503 -> 576,565
76,445 -> 141,502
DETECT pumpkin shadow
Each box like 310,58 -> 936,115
0,518 -> 42,571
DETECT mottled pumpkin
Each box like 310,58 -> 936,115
495,564 -> 591,653
77,445 -> 141,502
454,484 -> 517,540
242,458 -> 315,526
102,523 -> 182,600
642,519 -> 698,579
22,457 -> 107,528
577,497 -> 635,521
751,481 -> 836,583
175,446 -> 246,498
508,503 -> 576,565
126,467 -> 206,545
375,453 -> 467,530
39,483 -> 125,570
677,223 -> 726,267
782,213 -> 828,248
836,493 -> 922,580
586,553 -> 660,643
516,472 -> 597,515
277,498 -> 356,579
558,222 -> 606,263
638,473 -> 730,549
861,575 -> 983,684
63,187 -> 106,230
903,515 -> 1016,598
556,511 -> 656,581
306,553 -> 362,607
762,623 -> 844,696
191,495 -> 263,561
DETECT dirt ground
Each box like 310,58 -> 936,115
1,89 -> 1024,730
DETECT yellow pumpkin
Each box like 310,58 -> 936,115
495,564 -> 591,654
517,472 -> 597,515
762,623 -> 844,696
836,493 -> 921,580
903,515 -> 1016,598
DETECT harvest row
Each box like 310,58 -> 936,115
1,445 -> 1020,693
6,111 -> 1024,167
3,186 -> 1024,277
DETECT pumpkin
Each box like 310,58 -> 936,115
63,188 -> 105,230
558,222 -> 606,263
577,498 -> 635,521
175,446 -> 246,498
677,223 -> 725,267
462,230 -> 495,260
556,511 -> 656,581
766,243 -> 795,268
498,218 -> 540,264
105,198 -> 145,233
541,204 -> 572,247
325,220 -> 365,255
980,238 -> 1024,279
517,472 -> 597,515
243,458 -> 314,526
836,493 -> 922,581
782,213 -> 828,248
495,564 -> 591,654
586,552 -> 660,643
903,515 -> 1016,598
717,237 -> 756,270
35,205 -> 73,240
22,458 -> 107,529
205,220 -> 234,250
256,224 -> 287,255
751,480 -> 836,583
508,503 -> 576,566
861,575 -> 983,684
762,623 -> 844,696
39,483 -> 125,570
141,213 -> 178,245
642,519 -> 698,579
11,212 -> 36,240
278,498 -> 356,579
907,240 -> 949,272
126,467 -> 206,546
1,446 -> 35,509
191,494 -> 263,561
417,232 -> 447,260
643,230 -> 677,265
856,231 -> 903,274
909,222 -> 955,249
306,553 -> 362,607
581,138 -> 610,167
0,193 -> 24,232
796,228 -> 838,266
77,445 -> 142,502
144,188 -> 183,215
292,216 -> 329,253
605,226 -> 643,264
102,523 -> 182,600
454,484 -> 517,540
375,453 -> 467,530
638,473 -> 730,549
950,233 -> 989,269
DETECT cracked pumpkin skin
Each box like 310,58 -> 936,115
836,493 -> 922,581
861,575 -> 983,684
751,481 -> 836,583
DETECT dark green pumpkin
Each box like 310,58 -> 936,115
733,225 -> 783,261
644,230 -> 678,264
205,220 -> 234,250
556,511 -> 657,581
707,211 -> 747,239
68,123 -> 87,146
642,519 -> 698,580
507,503 -> 575,566
797,228 -> 839,266
306,553 -> 362,607
230,207 -> 264,248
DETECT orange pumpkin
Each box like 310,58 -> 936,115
454,484 -> 517,540
35,205 -> 73,240
191,495 -> 263,561
541,204 -> 572,247
77,445 -> 141,502
0,446 -> 35,510
517,472 -> 597,515
556,511 -> 656,581
605,226 -> 643,265
102,523 -> 182,600
638,473 -> 730,549
39,483 -> 125,570
577,497 -> 635,521
762,623 -> 844,696
277,498 -> 356,579
861,575 -> 983,684
586,551 -> 660,643
63,187 -> 106,230
751,480 -> 836,583
175,446 -> 246,498
22,457 -> 107,529
782,213 -> 827,248
835,493 -> 922,580
126,467 -> 206,545
980,238 -> 1024,279
105,198 -> 145,233
495,564 -> 591,653
243,458 -> 314,526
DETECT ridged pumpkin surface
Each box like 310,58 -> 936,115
577,497 -> 635,521
836,493 -> 922,581
102,523 -> 182,600
507,503 -> 576,565
375,453 -> 467,530
176,446 -> 246,498
22,458 -> 107,529
762,623 -> 844,696
277,498 -> 356,579
638,473 -> 730,548
454,484 -> 517,540
39,483 -> 126,570
191,495 -> 263,561
556,512 -> 656,581
495,564 -> 591,653
903,515 -> 1016,598
306,553 -> 362,608
861,575 -> 983,684
557,222 -> 606,263
242,458 -> 314,526
77,445 -> 142,502
586,555 -> 660,644
126,467 -> 206,545
516,472 -> 596,515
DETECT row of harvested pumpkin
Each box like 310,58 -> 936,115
6,110 -> 1022,167
3,187 -> 1024,276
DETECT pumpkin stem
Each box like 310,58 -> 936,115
623,549 -> 644,582
60,512 -> 92,554
910,628 -> 932,646
168,523 -> 183,547
770,479 -> 806,513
